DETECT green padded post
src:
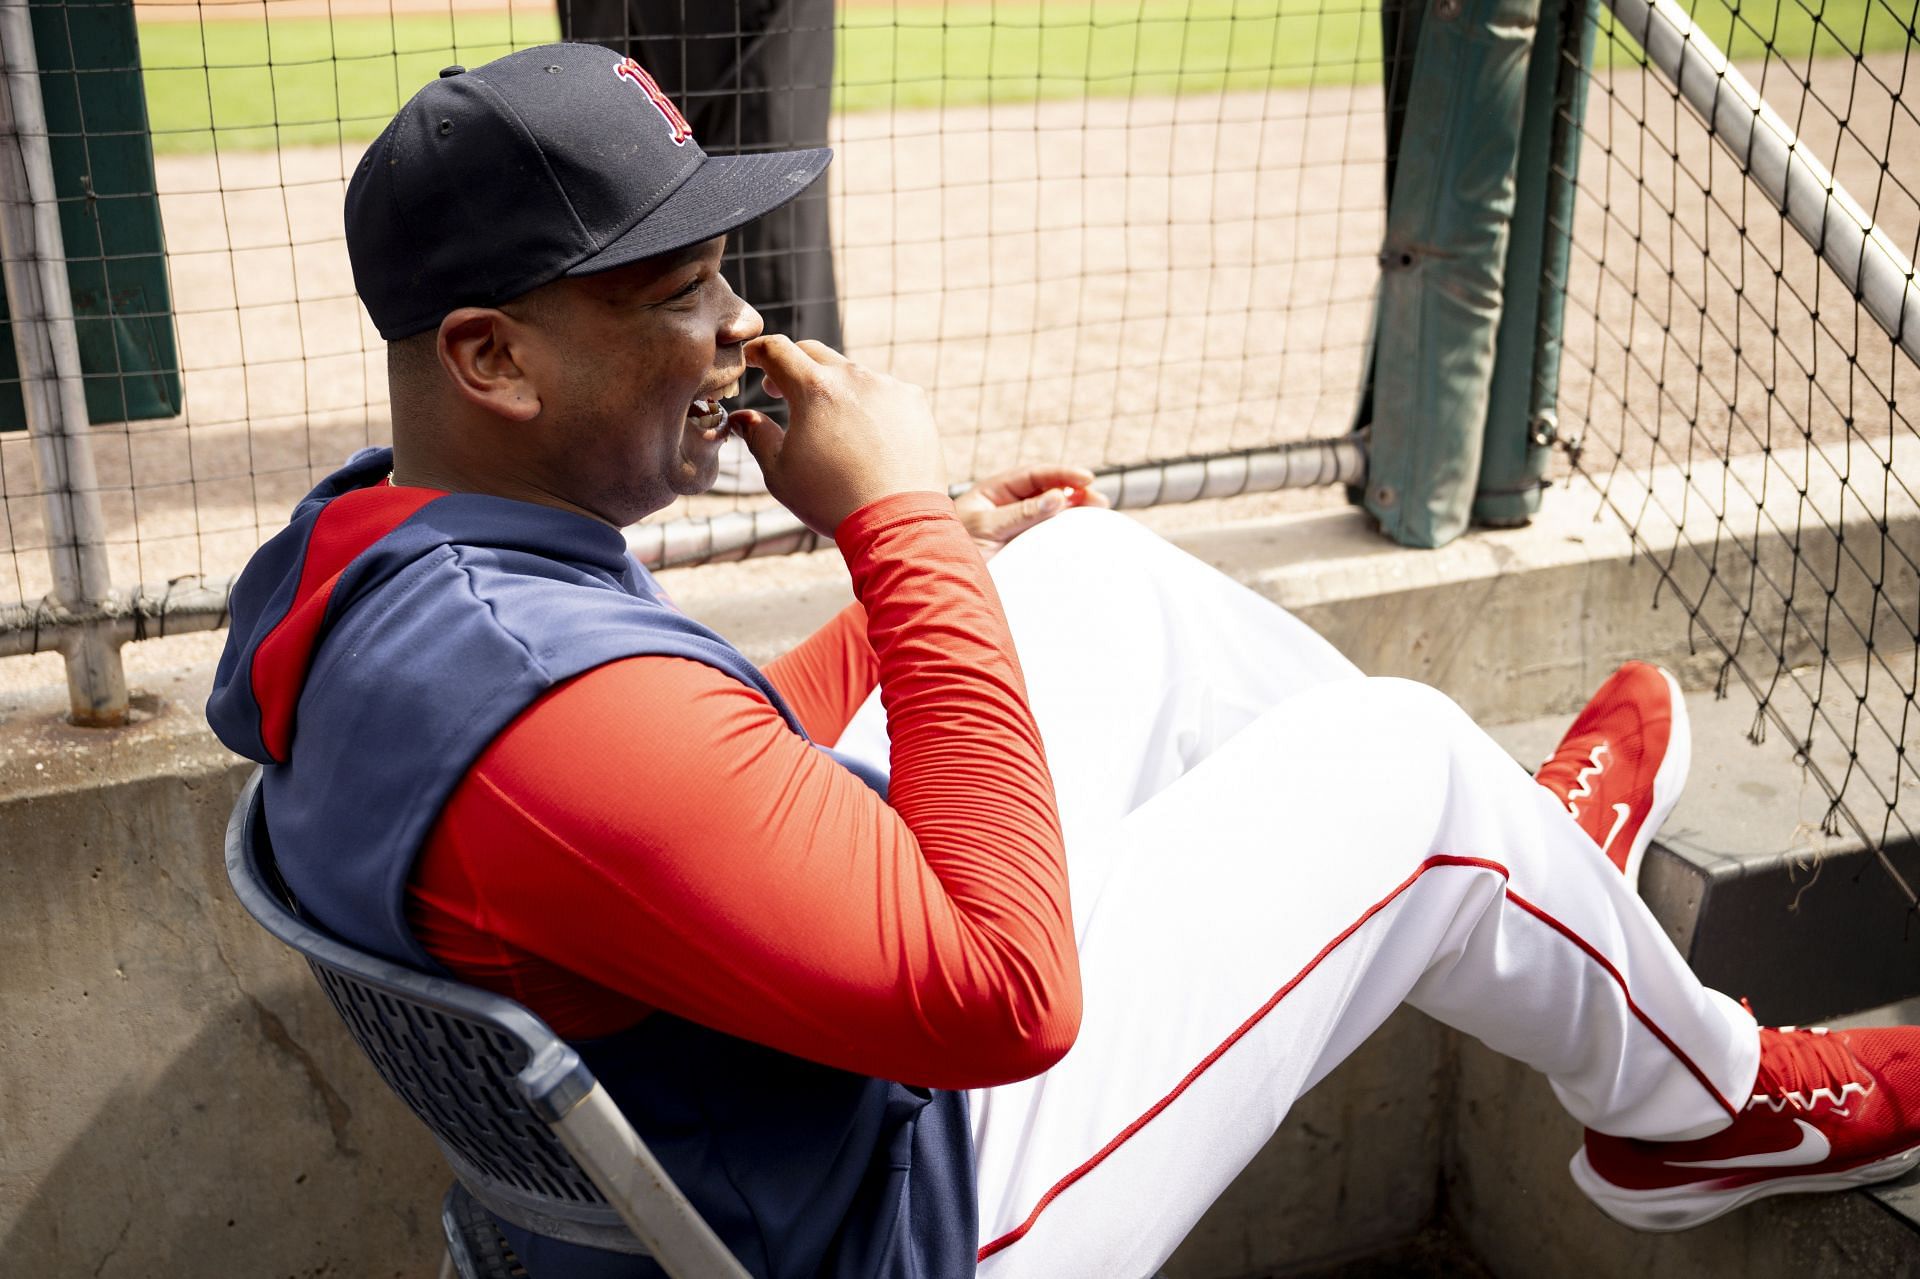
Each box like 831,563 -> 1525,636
0,0 -> 181,433
1474,0 -> 1597,525
1363,0 -> 1543,547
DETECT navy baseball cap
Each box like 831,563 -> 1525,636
345,42 -> 831,340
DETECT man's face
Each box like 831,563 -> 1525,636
511,235 -> 761,523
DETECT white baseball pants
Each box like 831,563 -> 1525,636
832,507 -> 1760,1279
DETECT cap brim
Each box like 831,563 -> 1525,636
565,146 -> 832,278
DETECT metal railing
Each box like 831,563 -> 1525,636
1,0 -> 126,723
0,434 -> 1366,658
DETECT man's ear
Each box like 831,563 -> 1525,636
435,307 -> 542,422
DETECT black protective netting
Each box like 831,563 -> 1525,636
0,0 -> 1395,611
1555,0 -> 1919,873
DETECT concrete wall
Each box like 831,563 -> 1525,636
1165,1009 -> 1447,1279
0,688 -> 449,1278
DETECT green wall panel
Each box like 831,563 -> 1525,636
1,0 -> 182,432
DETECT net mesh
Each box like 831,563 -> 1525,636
1556,0 -> 1920,872
11,0 -> 1905,881
0,0 -> 1389,612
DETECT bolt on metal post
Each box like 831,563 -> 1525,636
0,0 -> 130,725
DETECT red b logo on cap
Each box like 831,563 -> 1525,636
614,57 -> 694,147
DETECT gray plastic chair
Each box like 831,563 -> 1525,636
222,768 -> 749,1279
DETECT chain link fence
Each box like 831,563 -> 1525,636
1559,0 -> 1920,880
9,0 -> 1914,885
0,0 -> 1385,657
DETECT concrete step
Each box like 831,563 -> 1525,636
1448,1028 -> 1920,1279
1463,673 -> 1920,1275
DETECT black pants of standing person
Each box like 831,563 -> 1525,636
559,0 -> 841,431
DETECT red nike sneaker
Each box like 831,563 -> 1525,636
1534,661 -> 1689,885
1571,1025 -> 1920,1231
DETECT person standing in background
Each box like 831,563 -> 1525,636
559,0 -> 841,494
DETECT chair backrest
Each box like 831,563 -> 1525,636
221,768 -> 650,1254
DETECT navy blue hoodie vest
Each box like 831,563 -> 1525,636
208,450 -> 976,1277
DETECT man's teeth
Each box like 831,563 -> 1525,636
688,398 -> 730,437
689,385 -> 740,428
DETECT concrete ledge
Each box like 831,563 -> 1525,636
661,433 -> 1918,730
1181,435 -> 1918,723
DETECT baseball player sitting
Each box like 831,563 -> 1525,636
207,43 -> 1920,1279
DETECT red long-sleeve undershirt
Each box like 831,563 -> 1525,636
760,597 -> 877,744
406,493 -> 1081,1090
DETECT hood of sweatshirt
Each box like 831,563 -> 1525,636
208,446 -> 721,765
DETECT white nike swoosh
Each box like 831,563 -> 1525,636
1665,1118 -> 1832,1170
1599,802 -> 1633,857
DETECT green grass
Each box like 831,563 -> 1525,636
130,0 -> 1920,154
138,11 -> 562,151
134,1 -> 1379,152
1603,0 -> 1916,71
833,1 -> 1381,113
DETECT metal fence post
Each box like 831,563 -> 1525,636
0,0 -> 129,725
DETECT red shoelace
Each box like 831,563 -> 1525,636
1752,1027 -> 1861,1104
1534,751 -> 1592,803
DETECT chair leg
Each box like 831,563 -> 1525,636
442,1180 -> 533,1279
440,1182 -> 487,1279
